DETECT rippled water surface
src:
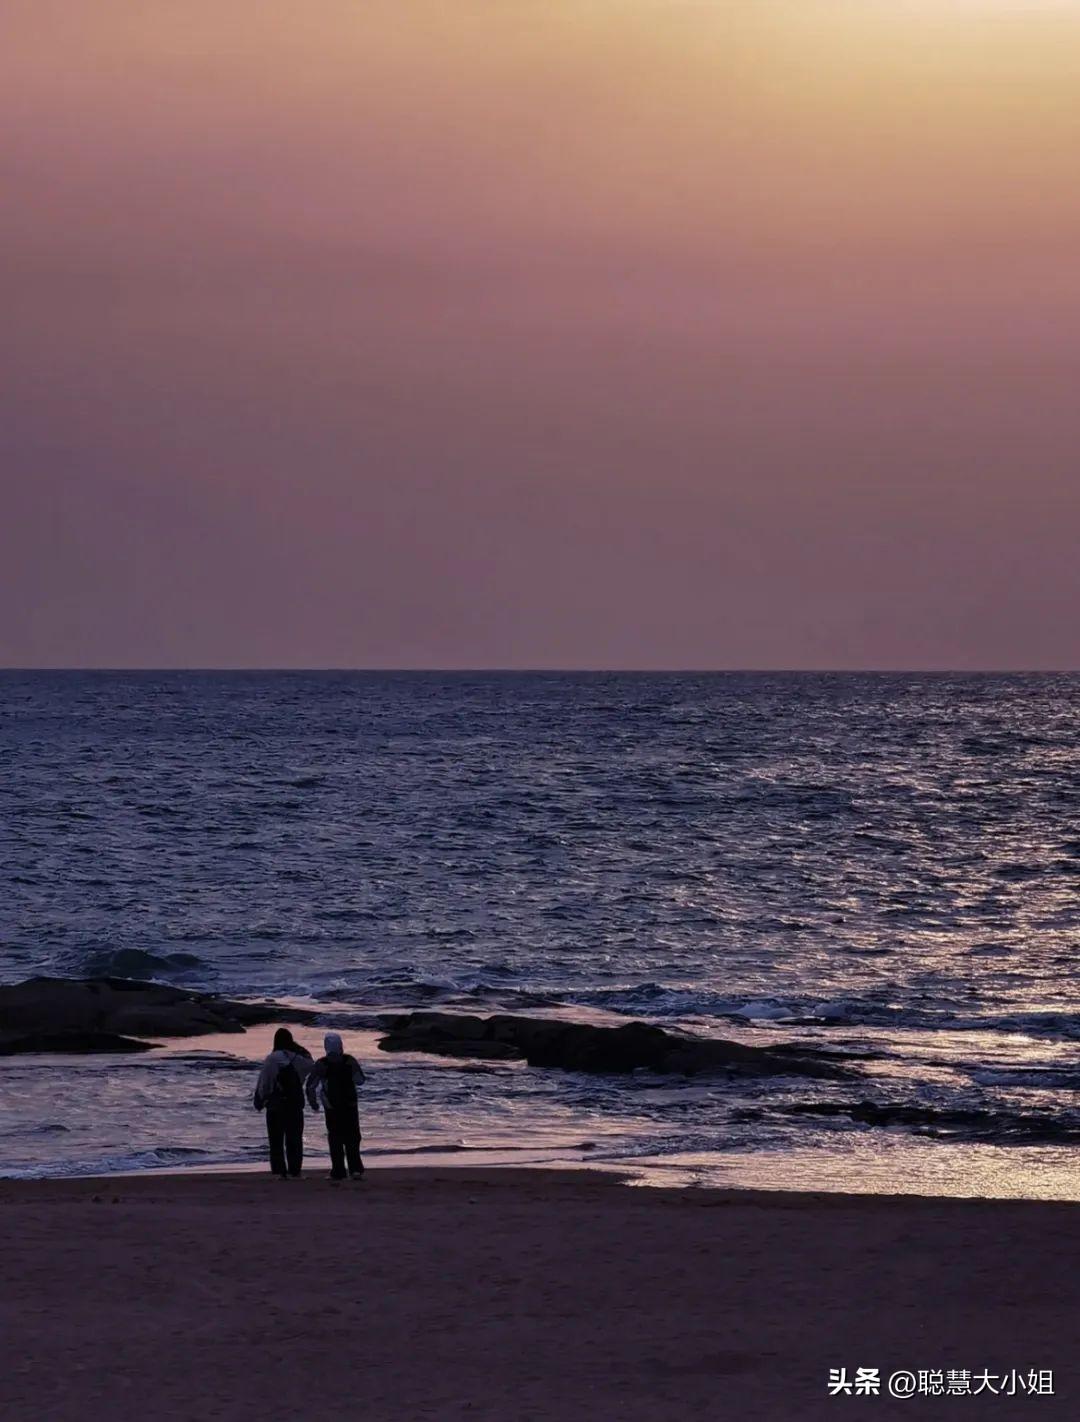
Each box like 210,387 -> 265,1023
2,671 -> 1078,1188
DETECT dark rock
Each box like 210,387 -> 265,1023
0,1030 -> 157,1056
380,1037 -> 522,1061
378,1011 -> 850,1080
527,1021 -> 673,1073
375,1012 -> 486,1046
0,977 -> 318,1055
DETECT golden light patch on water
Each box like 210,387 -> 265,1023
623,1141 -> 1080,1201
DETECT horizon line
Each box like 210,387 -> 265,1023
2,666 -> 1078,677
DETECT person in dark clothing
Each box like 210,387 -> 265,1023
305,1032 -> 365,1181
253,1028 -> 314,1179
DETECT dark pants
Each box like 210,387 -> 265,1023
325,1105 -> 363,1179
266,1106 -> 304,1177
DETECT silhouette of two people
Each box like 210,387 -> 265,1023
254,1028 -> 364,1180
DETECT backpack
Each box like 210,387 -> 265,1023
269,1055 -> 303,1111
324,1055 -> 358,1111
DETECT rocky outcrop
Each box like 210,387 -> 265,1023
378,1011 -> 849,1079
0,1030 -> 157,1055
0,977 -> 317,1055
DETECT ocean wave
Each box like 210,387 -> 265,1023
560,983 -> 1080,1045
0,1122 -> 71,1138
975,1013 -> 1080,1042
563,983 -> 909,1029
781,1100 -> 1080,1146
78,948 -> 208,981
312,976 -> 561,1011
0,1144 -> 216,1180
968,1067 -> 1080,1091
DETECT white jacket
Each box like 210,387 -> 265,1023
253,1048 -> 314,1111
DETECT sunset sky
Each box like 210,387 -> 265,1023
3,0 -> 1079,669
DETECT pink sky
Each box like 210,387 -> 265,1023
3,1 -> 1079,668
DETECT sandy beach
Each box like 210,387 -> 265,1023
1,1169 -> 1076,1421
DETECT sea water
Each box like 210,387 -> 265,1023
2,671 -> 1078,1192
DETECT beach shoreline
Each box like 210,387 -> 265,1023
2,1167 -> 1076,1420
6,1001 -> 1080,1201
16,1151 -> 1080,1205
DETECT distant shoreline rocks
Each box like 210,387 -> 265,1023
0,977 -> 316,1056
377,1010 -> 850,1079
0,978 -> 851,1081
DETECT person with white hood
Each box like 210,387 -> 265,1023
305,1032 -> 366,1180
253,1028 -> 314,1179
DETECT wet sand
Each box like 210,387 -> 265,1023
0,1169 -> 1076,1420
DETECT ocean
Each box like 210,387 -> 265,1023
2,670 -> 1079,1193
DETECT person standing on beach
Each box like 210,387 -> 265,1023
305,1032 -> 366,1181
253,1028 -> 314,1179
